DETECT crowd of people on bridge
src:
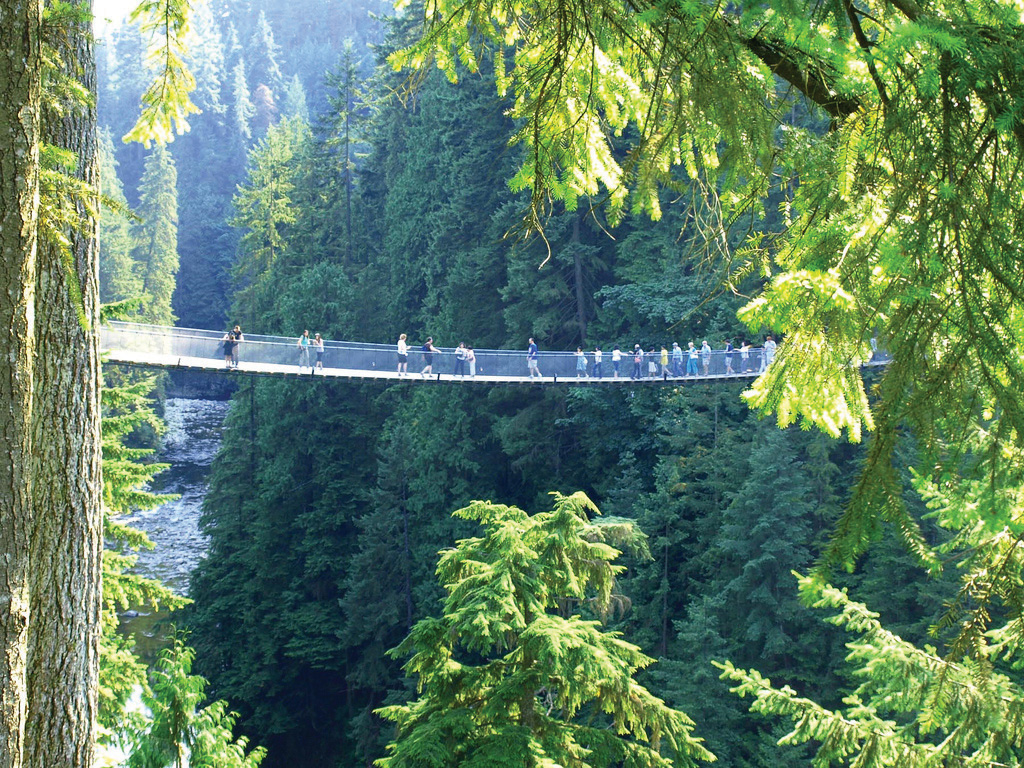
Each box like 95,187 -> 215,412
395,333 -> 778,380
219,323 -> 778,380
563,337 -> 777,380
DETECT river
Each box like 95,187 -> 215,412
119,397 -> 230,656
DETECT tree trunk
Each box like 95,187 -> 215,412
25,4 -> 102,766
0,2 -> 43,766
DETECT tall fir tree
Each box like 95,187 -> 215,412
131,144 -> 179,326
98,129 -> 141,304
377,494 -> 714,768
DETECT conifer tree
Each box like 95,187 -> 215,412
322,44 -> 361,266
230,59 -> 255,150
98,130 -> 141,303
131,143 -> 179,326
718,575 -> 1024,768
246,12 -> 283,105
377,493 -> 714,768
126,635 -> 266,768
183,0 -> 226,116
230,116 -> 307,326
96,372 -> 182,749
281,75 -> 308,123
710,426 -> 818,674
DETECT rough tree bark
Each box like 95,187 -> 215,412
0,2 -> 43,767
25,1 -> 103,764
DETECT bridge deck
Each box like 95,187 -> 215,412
102,348 -> 760,385
101,321 -> 882,385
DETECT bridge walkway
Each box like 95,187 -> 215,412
100,321 -> 800,386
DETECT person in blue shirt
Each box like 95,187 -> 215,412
527,338 -> 542,378
686,341 -> 699,376
671,342 -> 683,377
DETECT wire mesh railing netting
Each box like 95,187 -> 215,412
101,321 -> 884,382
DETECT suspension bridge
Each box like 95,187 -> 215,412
99,321 -> 840,385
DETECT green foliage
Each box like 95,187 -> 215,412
131,143 -> 180,326
377,493 -> 714,768
98,374 -> 185,738
392,0 -> 1024,592
124,0 -> 200,146
126,634 -> 266,768
230,116 -> 309,324
98,130 -> 143,304
718,575 -> 1024,768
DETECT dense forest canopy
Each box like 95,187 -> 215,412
5,0 -> 1024,765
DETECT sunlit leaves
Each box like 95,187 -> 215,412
391,0 -> 779,225
123,0 -> 200,146
717,576 -> 1024,768
377,493 -> 713,768
125,635 -> 266,768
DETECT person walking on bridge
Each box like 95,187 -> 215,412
671,342 -> 683,377
700,340 -> 712,375
612,345 -> 622,377
297,330 -> 311,370
763,335 -> 777,371
222,330 -> 233,369
593,346 -> 603,378
314,333 -> 324,372
466,345 -> 476,377
421,337 -> 440,377
631,345 -> 643,380
575,347 -> 588,377
397,333 -> 409,376
454,342 -> 468,376
527,338 -> 542,378
686,341 -> 699,376
228,325 -> 243,368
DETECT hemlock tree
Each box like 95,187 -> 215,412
230,116 -> 307,326
395,0 -> 1024,565
126,635 -> 266,768
397,6 -> 1024,761
718,575 -> 1024,768
0,0 -> 194,763
98,130 -> 142,304
376,493 -> 714,768
132,143 -> 179,326
0,0 -> 42,763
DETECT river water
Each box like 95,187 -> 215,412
119,397 -> 230,655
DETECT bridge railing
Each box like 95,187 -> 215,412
101,321 -> 886,381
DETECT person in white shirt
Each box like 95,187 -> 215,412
611,346 -> 622,378
593,347 -> 603,378
397,333 -> 409,375
762,335 -> 777,371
